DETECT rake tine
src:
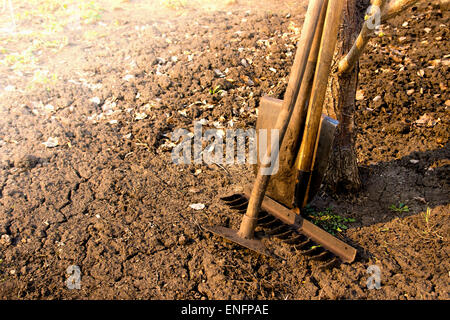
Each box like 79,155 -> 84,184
283,234 -> 306,244
225,197 -> 248,207
318,257 -> 340,270
307,250 -> 331,261
298,246 -> 322,256
265,225 -> 289,236
275,229 -> 295,240
221,193 -> 244,202
256,212 -> 270,220
257,214 -> 275,223
294,239 -> 312,250
258,218 -> 280,228
229,202 -> 249,211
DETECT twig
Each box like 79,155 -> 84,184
338,0 -> 386,74
213,162 -> 231,177
381,0 -> 421,22
338,0 -> 419,74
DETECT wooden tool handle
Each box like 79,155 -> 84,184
282,0 -> 329,170
238,0 -> 327,239
295,0 -> 345,208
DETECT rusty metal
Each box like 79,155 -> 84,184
203,225 -> 277,258
256,96 -> 339,207
221,188 -> 357,266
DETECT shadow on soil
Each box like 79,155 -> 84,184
308,143 -> 449,262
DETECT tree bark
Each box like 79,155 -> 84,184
323,0 -> 369,193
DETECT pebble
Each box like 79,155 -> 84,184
373,95 -> 382,102
178,235 -> 187,245
189,203 -> 205,210
0,234 -> 11,246
356,90 -> 364,101
90,97 -> 101,105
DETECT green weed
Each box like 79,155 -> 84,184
389,202 -> 409,213
209,85 -> 224,95
304,206 -> 356,235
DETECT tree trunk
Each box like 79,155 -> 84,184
324,0 -> 369,193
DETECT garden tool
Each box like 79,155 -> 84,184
206,0 -> 357,266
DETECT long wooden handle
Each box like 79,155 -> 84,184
238,0 -> 327,239
295,0 -> 345,208
282,0 -> 329,170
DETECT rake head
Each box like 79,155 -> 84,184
219,191 -> 356,269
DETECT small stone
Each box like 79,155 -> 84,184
178,235 -> 187,245
407,89 -> 415,95
90,97 -> 101,105
122,74 -> 134,81
373,95 -> 382,102
135,112 -> 148,120
415,114 -> 440,127
1,234 -> 11,246
356,90 -> 364,101
189,203 -> 205,211
413,196 -> 426,204
213,69 -> 225,78
44,104 -> 55,113
42,137 -> 59,148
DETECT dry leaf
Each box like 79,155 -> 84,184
135,112 -> 148,120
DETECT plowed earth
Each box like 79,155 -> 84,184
0,0 -> 448,299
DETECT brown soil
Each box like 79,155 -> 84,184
0,0 -> 448,299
